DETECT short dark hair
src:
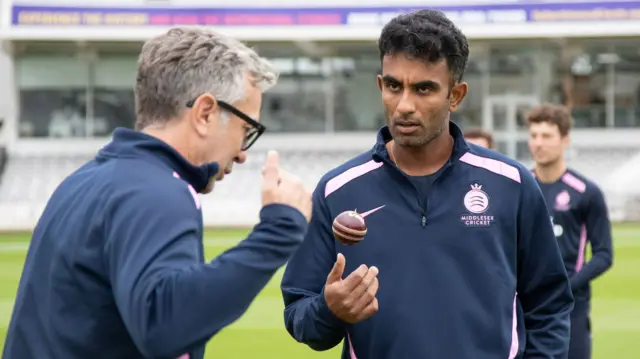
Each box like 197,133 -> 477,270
464,129 -> 494,148
525,104 -> 572,137
378,9 -> 469,84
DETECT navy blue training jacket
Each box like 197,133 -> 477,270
3,128 -> 307,359
281,122 -> 574,359
534,168 -> 613,304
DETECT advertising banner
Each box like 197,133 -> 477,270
10,2 -> 640,27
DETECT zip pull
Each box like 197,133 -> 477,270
421,214 -> 427,227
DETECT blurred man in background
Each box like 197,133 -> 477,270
464,128 -> 494,149
527,103 -> 614,359
3,28 -> 311,359
281,10 -> 573,359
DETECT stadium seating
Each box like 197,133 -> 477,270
601,151 -> 640,222
567,146 -> 640,185
0,141 -> 638,228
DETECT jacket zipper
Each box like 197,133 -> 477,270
381,156 -> 453,228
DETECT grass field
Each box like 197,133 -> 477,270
1,224 -> 638,358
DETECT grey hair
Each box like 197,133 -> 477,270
134,27 -> 278,130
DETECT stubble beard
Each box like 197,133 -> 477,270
393,123 -> 446,148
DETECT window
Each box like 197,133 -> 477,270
93,56 -> 137,135
260,57 -> 329,132
333,56 -> 383,132
553,44 -> 608,128
16,51 -> 137,138
16,55 -> 89,138
611,45 -> 640,128
489,46 -> 537,97
452,58 -> 485,129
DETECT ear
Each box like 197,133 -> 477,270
377,74 -> 383,92
449,82 -> 468,112
190,93 -> 219,136
562,134 -> 570,148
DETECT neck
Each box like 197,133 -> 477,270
142,124 -> 199,166
388,131 -> 453,176
535,158 -> 567,183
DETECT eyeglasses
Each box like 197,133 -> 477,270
186,98 -> 266,151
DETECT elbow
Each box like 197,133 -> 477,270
307,339 -> 342,352
136,326 -> 195,359
604,252 -> 613,269
284,309 -> 342,352
131,292 -> 198,358
595,250 -> 614,272
286,325 -> 341,352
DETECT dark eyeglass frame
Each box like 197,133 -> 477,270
186,98 -> 266,151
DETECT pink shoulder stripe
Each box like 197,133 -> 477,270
325,160 -> 384,198
459,152 -> 521,183
173,171 -> 201,209
561,172 -> 586,193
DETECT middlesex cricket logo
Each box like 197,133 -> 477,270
461,184 -> 494,227
464,184 -> 489,213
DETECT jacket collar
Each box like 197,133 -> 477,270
99,128 -> 219,193
372,121 -> 470,163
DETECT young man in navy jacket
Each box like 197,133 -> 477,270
3,28 -> 311,359
527,104 -> 614,359
281,10 -> 574,359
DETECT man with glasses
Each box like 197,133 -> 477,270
3,28 -> 311,359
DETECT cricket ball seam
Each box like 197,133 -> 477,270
332,221 -> 367,237
334,232 -> 364,243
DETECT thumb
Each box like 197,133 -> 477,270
326,253 -> 346,284
262,150 -> 280,190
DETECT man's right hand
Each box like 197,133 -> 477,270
261,150 -> 312,222
324,253 -> 379,324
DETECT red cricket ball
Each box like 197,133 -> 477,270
332,210 -> 367,245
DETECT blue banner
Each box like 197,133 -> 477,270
11,2 -> 640,26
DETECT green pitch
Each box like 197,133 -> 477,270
1,224 -> 639,358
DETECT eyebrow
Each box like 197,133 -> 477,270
381,75 -> 441,90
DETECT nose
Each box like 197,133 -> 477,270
396,90 -> 416,117
530,136 -> 543,148
235,151 -> 247,164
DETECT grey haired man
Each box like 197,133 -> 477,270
3,27 -> 311,359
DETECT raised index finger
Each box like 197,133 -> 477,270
262,150 -> 280,190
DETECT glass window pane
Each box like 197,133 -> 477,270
553,44 -> 608,128
93,56 -> 137,135
333,55 -> 383,132
489,46 -> 536,96
516,140 -> 532,162
611,45 -> 640,128
261,57 -> 328,132
490,102 -> 508,131
16,55 -> 88,138
453,59 -> 484,129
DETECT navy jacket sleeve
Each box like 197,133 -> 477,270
281,182 -> 348,351
104,184 -> 307,358
570,186 -> 613,291
516,170 -> 574,359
